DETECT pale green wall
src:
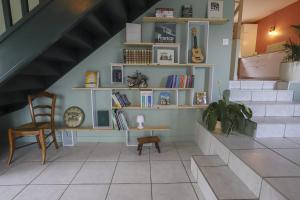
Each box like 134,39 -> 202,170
0,0 -> 234,143
0,1 -> 5,34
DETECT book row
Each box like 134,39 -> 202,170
112,110 -> 128,130
166,75 -> 194,88
112,92 -> 131,108
123,49 -> 152,64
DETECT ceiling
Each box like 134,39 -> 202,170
234,0 -> 298,23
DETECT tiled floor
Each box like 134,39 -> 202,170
0,142 -> 204,200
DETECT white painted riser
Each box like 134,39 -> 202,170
229,89 -> 294,102
246,103 -> 300,117
229,80 -> 289,90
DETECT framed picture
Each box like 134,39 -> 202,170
154,23 -> 176,43
208,0 -> 223,18
159,92 -> 171,105
157,49 -> 174,64
111,64 -> 123,84
152,44 -> 180,64
126,23 -> 141,43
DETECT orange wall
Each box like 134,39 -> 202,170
256,0 -> 300,54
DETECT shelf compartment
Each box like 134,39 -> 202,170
143,17 -> 228,25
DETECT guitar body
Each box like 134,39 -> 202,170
192,48 -> 204,63
191,27 -> 204,63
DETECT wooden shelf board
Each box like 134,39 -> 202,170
143,17 -> 228,24
112,105 -> 207,110
73,87 -> 194,91
123,42 -> 181,46
129,126 -> 170,131
56,126 -> 170,132
122,63 -> 212,68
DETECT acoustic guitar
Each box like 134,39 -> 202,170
191,27 -> 204,63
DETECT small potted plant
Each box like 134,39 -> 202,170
202,91 -> 256,135
280,26 -> 300,81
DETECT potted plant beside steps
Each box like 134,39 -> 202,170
280,26 -> 300,81
202,91 -> 256,136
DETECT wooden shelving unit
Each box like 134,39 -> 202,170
124,42 -> 181,46
122,63 -> 212,68
143,17 -> 228,25
73,87 -> 194,91
112,104 -> 208,110
57,126 -> 170,132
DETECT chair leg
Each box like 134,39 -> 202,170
138,144 -> 143,156
39,130 -> 47,165
7,129 -> 15,165
36,136 -> 41,149
155,142 -> 160,153
50,129 -> 59,149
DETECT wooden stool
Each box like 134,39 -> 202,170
137,136 -> 160,155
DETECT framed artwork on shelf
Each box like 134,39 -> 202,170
140,90 -> 153,108
152,44 -> 180,64
207,0 -> 223,18
159,92 -> 171,105
154,23 -> 176,43
96,110 -> 110,127
194,92 -> 207,105
126,23 -> 142,43
85,71 -> 100,88
111,64 -> 123,84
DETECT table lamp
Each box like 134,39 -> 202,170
136,115 -> 145,129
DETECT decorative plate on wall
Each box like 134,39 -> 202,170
63,106 -> 85,128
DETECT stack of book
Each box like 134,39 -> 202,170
112,92 -> 131,108
140,90 -> 153,108
112,110 -> 128,130
165,75 -> 194,88
123,49 -> 152,64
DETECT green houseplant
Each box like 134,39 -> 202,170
280,25 -> 300,81
202,91 -> 255,135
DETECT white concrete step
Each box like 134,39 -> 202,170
191,155 -> 258,200
230,80 -> 278,90
253,117 -> 300,137
194,123 -> 300,200
241,101 -> 300,117
229,80 -> 290,90
229,89 -> 294,102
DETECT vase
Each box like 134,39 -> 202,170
214,121 -> 222,133
280,62 -> 300,81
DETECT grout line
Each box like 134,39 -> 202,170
57,142 -> 99,200
174,145 -> 200,200
104,144 -> 122,200
149,146 -> 153,200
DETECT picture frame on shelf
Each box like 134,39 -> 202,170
96,110 -> 110,128
152,44 -> 180,64
194,92 -> 207,105
154,23 -> 176,43
126,23 -> 142,43
207,0 -> 223,18
159,92 -> 171,105
111,64 -> 123,84
85,71 -> 100,88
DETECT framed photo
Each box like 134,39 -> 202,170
154,23 -> 176,43
208,0 -> 223,18
159,92 -> 171,105
157,49 -> 174,64
111,64 -> 123,84
152,44 -> 180,64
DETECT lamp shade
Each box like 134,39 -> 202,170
136,115 -> 145,129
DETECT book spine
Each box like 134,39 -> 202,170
112,94 -> 122,108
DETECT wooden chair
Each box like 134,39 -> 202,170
137,136 -> 160,155
7,91 -> 59,165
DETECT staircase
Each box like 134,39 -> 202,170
229,80 -> 300,138
0,0 -> 159,116
193,122 -> 300,200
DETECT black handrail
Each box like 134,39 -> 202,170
0,0 -> 53,43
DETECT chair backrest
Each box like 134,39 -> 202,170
28,91 -> 56,128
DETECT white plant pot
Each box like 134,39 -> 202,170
280,62 -> 300,81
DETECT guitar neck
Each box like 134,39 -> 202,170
193,35 -> 198,48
